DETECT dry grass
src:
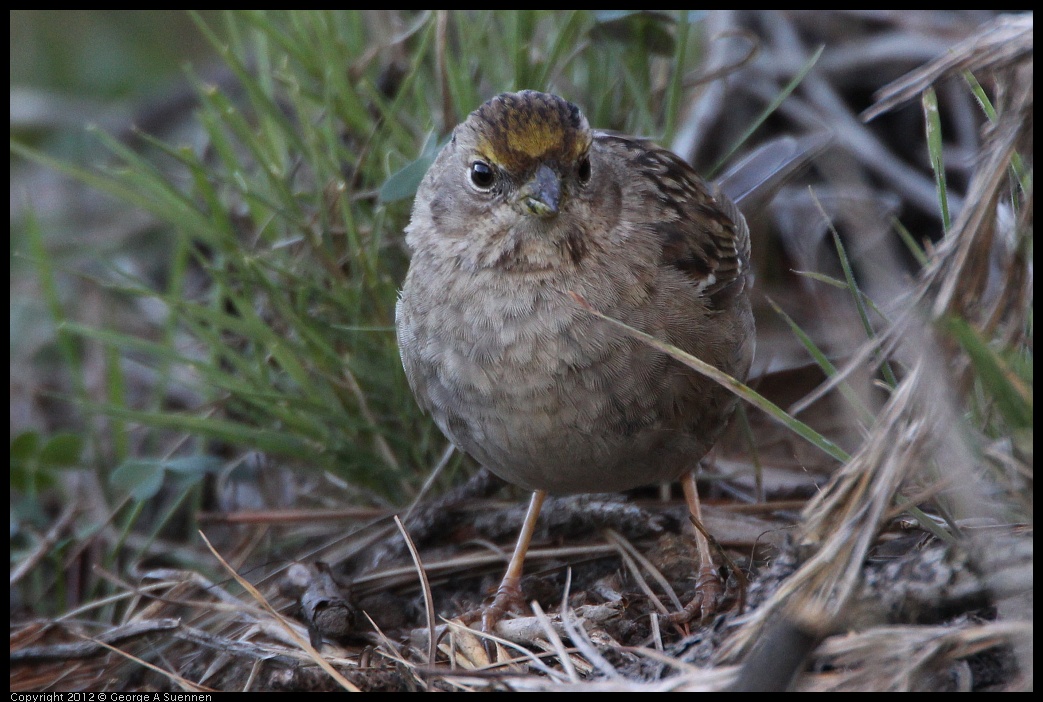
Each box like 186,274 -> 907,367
10,11 -> 1031,692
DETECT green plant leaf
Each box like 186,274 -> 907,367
110,455 -> 223,501
10,431 -> 41,462
111,459 -> 168,501
379,132 -> 447,203
942,316 -> 1033,430
38,433 -> 85,468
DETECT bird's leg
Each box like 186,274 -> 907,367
666,470 -> 724,624
481,489 -> 547,634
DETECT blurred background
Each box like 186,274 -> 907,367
10,10 -> 1031,692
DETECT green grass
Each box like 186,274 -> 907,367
10,11 -> 1031,645
11,11 -> 731,613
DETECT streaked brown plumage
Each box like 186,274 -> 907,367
396,90 -> 753,630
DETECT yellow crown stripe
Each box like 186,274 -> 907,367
471,92 -> 591,170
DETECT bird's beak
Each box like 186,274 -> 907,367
517,164 -> 562,218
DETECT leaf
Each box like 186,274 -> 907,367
110,455 -> 225,501
379,132 -> 447,203
111,459 -> 168,501
165,455 -> 224,489
38,433 -> 85,468
10,431 -> 41,462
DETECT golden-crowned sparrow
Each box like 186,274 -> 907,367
396,90 -> 754,630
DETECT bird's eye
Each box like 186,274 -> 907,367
577,156 -> 591,185
470,161 -> 495,190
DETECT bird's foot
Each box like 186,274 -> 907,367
665,560 -> 724,625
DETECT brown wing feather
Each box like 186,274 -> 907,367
596,132 -> 751,309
